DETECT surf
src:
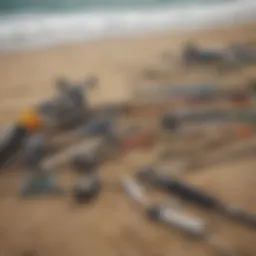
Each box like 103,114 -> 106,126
0,0 -> 255,52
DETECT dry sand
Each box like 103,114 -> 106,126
0,23 -> 256,256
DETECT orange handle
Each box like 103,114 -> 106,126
18,108 -> 43,133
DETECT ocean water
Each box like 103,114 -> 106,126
0,0 -> 255,52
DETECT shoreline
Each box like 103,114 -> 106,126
1,20 -> 256,56
1,19 -> 255,54
0,0 -> 255,53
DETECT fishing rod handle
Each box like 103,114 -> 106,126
153,175 -> 219,208
122,177 -> 148,206
138,168 -> 218,208
147,205 -> 206,237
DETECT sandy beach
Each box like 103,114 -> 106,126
0,22 -> 255,256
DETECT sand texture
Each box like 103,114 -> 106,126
0,23 -> 256,256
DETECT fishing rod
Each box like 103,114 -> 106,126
137,167 -> 256,228
161,107 -> 256,134
133,82 -> 255,102
122,176 -> 207,237
0,108 -> 43,170
122,176 -> 240,255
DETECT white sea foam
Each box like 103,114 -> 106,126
0,0 -> 255,52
